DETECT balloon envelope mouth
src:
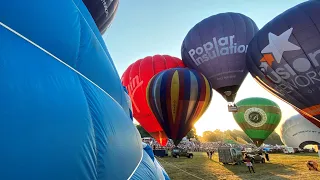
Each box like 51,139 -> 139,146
216,85 -> 240,102
299,141 -> 320,149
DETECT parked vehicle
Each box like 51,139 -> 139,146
153,149 -> 168,157
283,147 -> 295,154
246,153 -> 266,163
218,147 -> 243,165
244,148 -> 253,153
171,147 -> 193,158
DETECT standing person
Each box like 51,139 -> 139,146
210,150 -> 213,159
206,151 -> 210,159
245,155 -> 255,173
265,151 -> 269,161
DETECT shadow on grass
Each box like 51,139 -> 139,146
281,152 -> 318,157
158,152 -> 218,180
160,152 -> 319,180
223,161 -> 297,180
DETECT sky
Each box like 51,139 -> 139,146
103,0 -> 307,136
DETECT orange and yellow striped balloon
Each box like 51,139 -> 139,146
147,68 -> 212,145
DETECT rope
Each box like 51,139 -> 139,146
0,20 -> 143,180
156,156 -> 205,180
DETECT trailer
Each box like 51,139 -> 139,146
218,147 -> 243,165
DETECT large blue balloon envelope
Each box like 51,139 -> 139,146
246,0 -> 320,128
0,0 -> 142,179
181,12 -> 258,102
82,0 -> 119,34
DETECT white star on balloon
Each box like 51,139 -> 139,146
261,27 -> 301,63
260,62 -> 269,73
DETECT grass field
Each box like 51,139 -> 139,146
158,152 -> 320,180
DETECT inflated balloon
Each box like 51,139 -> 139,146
233,97 -> 281,146
181,12 -> 258,102
123,86 -> 133,120
294,107 -> 320,129
147,68 -> 212,145
82,0 -> 119,34
0,1 -> 142,179
132,143 -> 170,180
246,0 -> 320,128
1,0 -> 129,112
122,55 -> 185,146
280,114 -> 320,149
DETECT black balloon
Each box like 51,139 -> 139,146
246,0 -> 320,128
82,0 -> 119,34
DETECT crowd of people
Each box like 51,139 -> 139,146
143,137 -> 319,174
143,137 -> 259,152
142,137 -> 319,155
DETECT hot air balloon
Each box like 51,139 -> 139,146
246,0 -> 320,128
233,97 -> 281,146
147,68 -> 212,145
181,12 -> 258,111
82,0 -> 119,34
0,0 -> 142,179
123,86 -> 133,120
280,114 -> 320,149
132,142 -> 170,180
121,55 -> 185,146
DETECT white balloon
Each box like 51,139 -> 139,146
279,114 -> 320,148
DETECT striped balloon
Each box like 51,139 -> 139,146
233,97 -> 282,146
146,68 -> 212,145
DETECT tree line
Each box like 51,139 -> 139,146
136,125 -> 283,145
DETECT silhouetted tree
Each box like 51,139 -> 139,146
199,129 -> 283,145
187,127 -> 198,140
264,132 -> 283,145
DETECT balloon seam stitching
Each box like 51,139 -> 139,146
71,0 -> 127,109
0,21 -> 144,180
127,149 -> 143,180
0,21 -> 123,107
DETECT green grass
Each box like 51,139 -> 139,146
158,152 -> 320,180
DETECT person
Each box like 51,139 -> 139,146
307,160 -> 318,171
210,150 -> 214,159
206,151 -> 210,159
245,155 -> 255,173
265,151 -> 269,161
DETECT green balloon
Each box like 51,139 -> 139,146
233,97 -> 281,146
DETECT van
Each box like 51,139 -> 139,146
283,147 -> 294,154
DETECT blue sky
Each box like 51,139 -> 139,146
103,0 -> 307,135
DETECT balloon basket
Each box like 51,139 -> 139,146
228,103 -> 238,112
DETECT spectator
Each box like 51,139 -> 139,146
264,151 -> 269,161
244,155 -> 255,173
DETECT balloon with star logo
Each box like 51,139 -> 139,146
181,12 -> 258,103
233,97 -> 282,147
246,0 -> 320,128
121,55 -> 185,146
146,68 -> 213,145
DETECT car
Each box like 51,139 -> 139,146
246,153 -> 266,163
171,147 -> 193,158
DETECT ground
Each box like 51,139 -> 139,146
158,152 -> 319,180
